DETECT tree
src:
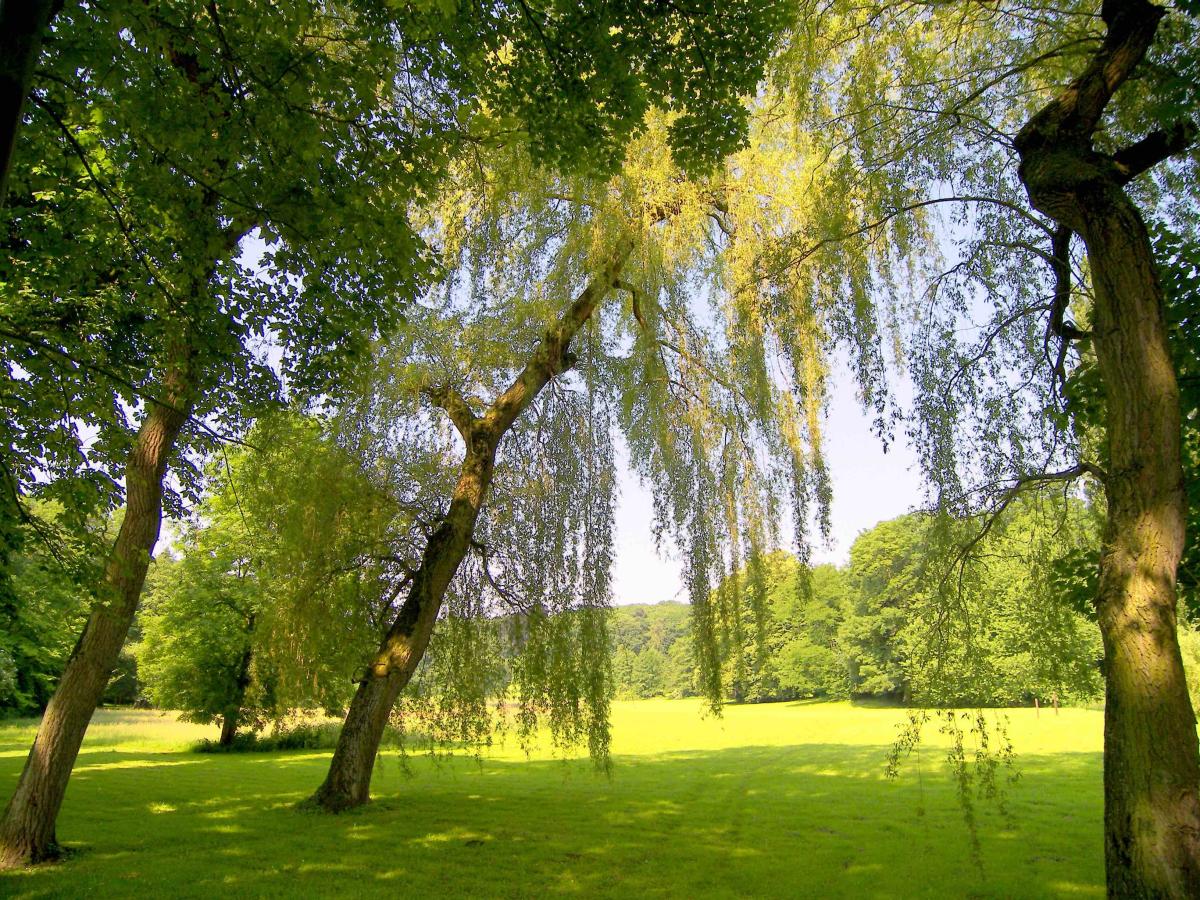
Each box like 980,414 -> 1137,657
137,554 -> 258,746
1012,2 -> 1199,889
840,517 -> 927,701
306,81 -> 879,801
0,2 -> 429,865
631,647 -> 669,698
136,413 -> 397,744
763,0 -> 1199,890
1,0 -> 796,860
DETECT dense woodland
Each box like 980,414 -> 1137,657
1,0 -> 1199,895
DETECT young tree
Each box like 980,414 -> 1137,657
136,413 -> 398,744
137,553 -> 258,746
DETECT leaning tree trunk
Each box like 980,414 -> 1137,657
308,238 -> 633,812
308,448 -> 496,811
0,358 -> 192,869
1014,1 -> 1200,894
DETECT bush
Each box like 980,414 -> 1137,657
193,721 -> 406,753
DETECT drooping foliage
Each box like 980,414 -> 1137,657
322,90 -> 926,757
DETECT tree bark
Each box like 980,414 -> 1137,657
1015,1 -> 1200,894
0,0 -> 58,206
218,639 -> 254,747
308,238 -> 634,812
0,355 -> 192,869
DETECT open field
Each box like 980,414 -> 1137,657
0,700 -> 1104,898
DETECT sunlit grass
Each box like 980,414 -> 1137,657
0,701 -> 1105,898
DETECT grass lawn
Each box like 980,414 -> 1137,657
0,700 -> 1104,898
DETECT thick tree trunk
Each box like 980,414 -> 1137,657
1088,196 -> 1200,899
308,239 -> 633,812
0,364 -> 191,869
0,0 -> 58,205
218,710 -> 239,747
218,641 -> 254,747
1014,2 -> 1200,894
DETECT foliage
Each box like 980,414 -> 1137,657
0,504 -> 96,717
135,412 -> 397,732
415,0 -> 795,174
609,500 -> 1102,708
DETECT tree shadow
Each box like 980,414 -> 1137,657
0,738 -> 1104,898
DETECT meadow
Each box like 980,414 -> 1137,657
0,700 -> 1104,898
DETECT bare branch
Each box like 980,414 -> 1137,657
1113,120 -> 1198,184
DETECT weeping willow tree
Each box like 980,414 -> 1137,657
762,0 -> 1200,893
301,83 -> 930,808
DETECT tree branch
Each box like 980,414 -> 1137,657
423,383 -> 477,440
1113,120 -> 1198,184
614,278 -> 648,330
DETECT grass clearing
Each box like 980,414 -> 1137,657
0,700 -> 1104,898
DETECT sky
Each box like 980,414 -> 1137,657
609,364 -> 927,606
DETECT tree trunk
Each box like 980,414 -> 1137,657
0,362 -> 191,869
218,640 -> 254,747
0,0 -> 58,206
308,238 -> 633,812
308,445 -> 496,811
1014,2 -> 1200,893
1088,196 -> 1200,898
218,710 -> 239,747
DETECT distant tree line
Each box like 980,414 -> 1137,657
6,492 -> 1121,719
612,500 -> 1111,708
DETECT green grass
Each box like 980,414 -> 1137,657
0,700 -> 1104,898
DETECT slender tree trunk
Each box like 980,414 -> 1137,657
0,358 -> 191,869
0,0 -> 58,206
308,450 -> 491,811
1014,2 -> 1200,893
308,239 -> 633,812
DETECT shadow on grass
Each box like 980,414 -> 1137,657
0,738 -> 1105,899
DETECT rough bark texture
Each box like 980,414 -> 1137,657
308,238 -> 634,812
0,358 -> 192,869
0,0 -> 57,205
1015,1 -> 1200,894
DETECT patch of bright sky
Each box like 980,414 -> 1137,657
610,359 -> 927,606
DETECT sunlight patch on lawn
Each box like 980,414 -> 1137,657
1050,881 -> 1105,896
409,826 -> 491,847
74,758 -> 207,772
